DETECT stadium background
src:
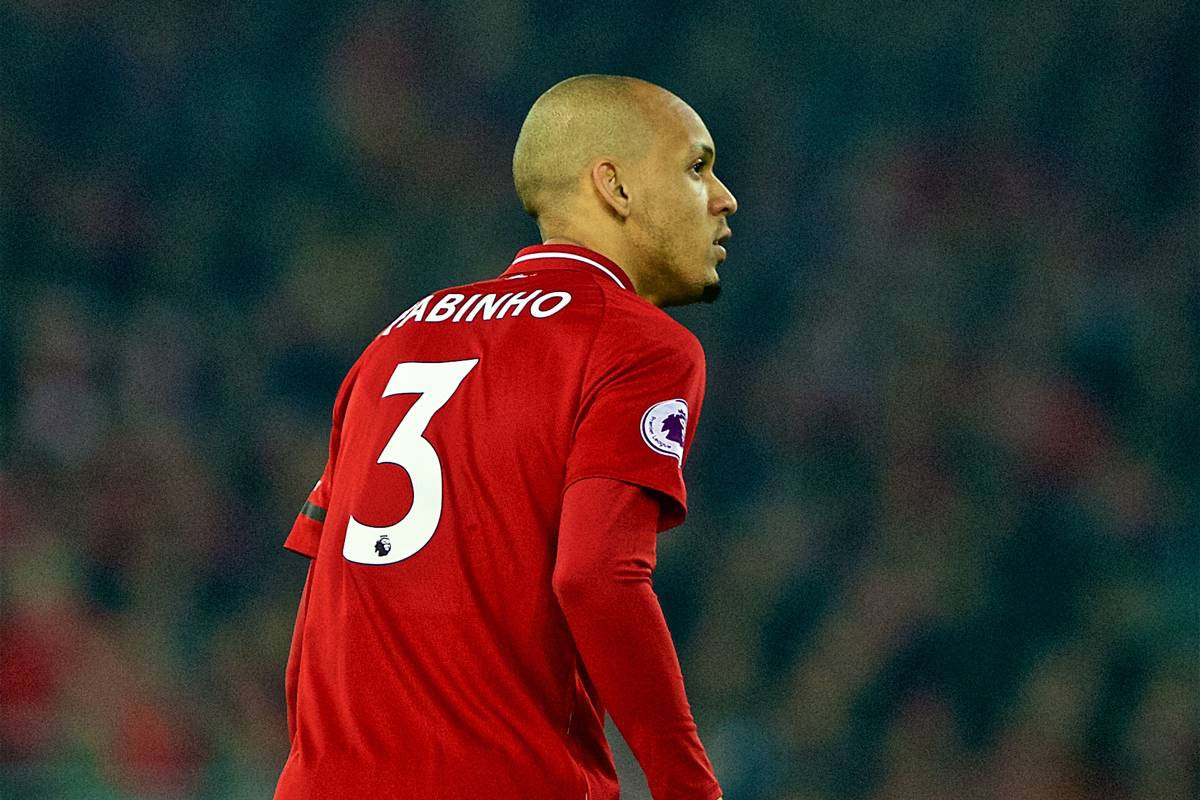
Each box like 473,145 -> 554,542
1,1 -> 1196,798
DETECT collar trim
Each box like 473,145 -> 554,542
511,251 -> 627,290
504,245 -> 633,291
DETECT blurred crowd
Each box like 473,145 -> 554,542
1,1 -> 1196,799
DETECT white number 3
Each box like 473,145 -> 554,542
343,359 -> 478,565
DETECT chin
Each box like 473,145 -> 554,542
654,252 -> 722,307
658,276 -> 721,308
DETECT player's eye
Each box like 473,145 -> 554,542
691,160 -> 705,174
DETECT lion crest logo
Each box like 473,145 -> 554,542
640,399 -> 688,463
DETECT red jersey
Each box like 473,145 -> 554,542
276,245 -> 711,799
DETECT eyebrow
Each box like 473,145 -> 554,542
692,144 -> 715,161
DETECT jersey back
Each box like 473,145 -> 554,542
276,245 -> 706,800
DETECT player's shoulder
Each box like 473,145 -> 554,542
592,280 -> 705,363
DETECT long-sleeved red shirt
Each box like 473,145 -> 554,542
555,477 -> 722,800
277,245 -> 720,799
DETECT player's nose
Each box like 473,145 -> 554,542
710,176 -> 737,217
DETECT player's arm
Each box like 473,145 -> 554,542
554,477 -> 723,800
281,356 -> 363,736
284,561 -> 315,742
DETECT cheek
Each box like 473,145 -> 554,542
640,183 -> 705,255
671,187 -> 707,235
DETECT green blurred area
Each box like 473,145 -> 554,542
1,1 -> 1196,798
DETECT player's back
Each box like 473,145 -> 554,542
276,246 -> 705,800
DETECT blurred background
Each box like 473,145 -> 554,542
1,1 -> 1197,798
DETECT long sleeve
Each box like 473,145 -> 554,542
284,561 -> 314,743
553,477 -> 722,800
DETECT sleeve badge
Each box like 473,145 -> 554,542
640,399 -> 689,463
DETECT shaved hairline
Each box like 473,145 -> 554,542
512,74 -> 664,224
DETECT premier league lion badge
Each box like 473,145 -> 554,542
641,399 -> 688,463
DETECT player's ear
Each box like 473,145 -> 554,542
591,159 -> 632,220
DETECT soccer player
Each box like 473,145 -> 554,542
275,74 -> 737,800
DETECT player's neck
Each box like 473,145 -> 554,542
541,235 -> 615,261
540,236 -> 660,305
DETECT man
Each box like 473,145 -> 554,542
275,74 -> 736,800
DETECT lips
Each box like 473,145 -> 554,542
713,227 -> 731,261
